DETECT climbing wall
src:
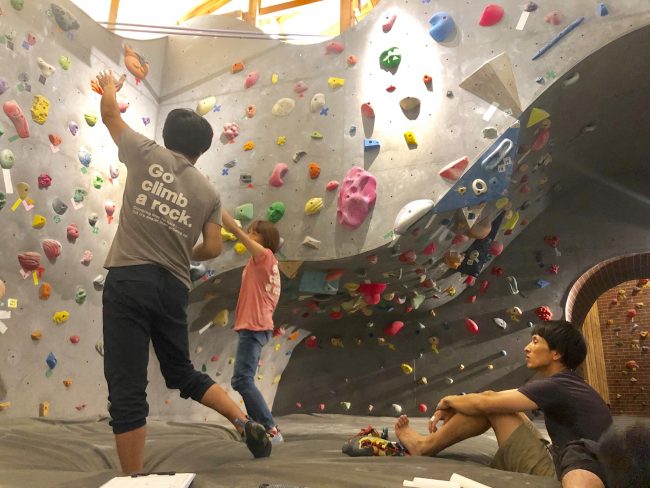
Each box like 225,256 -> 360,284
1,0 -> 649,424
0,0 -> 166,417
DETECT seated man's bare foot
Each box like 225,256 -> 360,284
395,415 -> 430,456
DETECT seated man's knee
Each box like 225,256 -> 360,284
562,469 -> 605,488
231,374 -> 252,392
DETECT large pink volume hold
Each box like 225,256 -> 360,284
3,100 -> 30,138
337,166 -> 377,229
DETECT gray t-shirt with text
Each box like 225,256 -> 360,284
104,127 -> 221,289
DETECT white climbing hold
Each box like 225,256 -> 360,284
493,318 -> 507,329
393,199 -> 434,235
392,403 -> 403,414
302,236 -> 321,249
272,98 -> 296,117
310,93 -> 326,113
196,96 -> 216,116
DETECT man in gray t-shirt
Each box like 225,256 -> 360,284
96,70 -> 271,474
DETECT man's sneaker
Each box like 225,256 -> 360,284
244,420 -> 272,458
268,426 -> 284,445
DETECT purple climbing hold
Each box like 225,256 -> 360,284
428,12 -> 455,43
0,77 -> 9,95
524,2 -> 538,12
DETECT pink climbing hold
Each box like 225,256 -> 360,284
544,11 -> 563,25
3,100 -> 30,138
479,4 -> 505,26
269,163 -> 289,187
358,283 -> 387,305
382,14 -> 397,33
422,243 -> 436,255
38,174 -> 52,189
532,127 -> 550,151
337,167 -> 377,229
325,41 -> 345,54
360,102 -> 375,119
439,156 -> 469,181
17,252 -> 41,271
42,239 -> 62,260
294,80 -> 309,97
418,403 -> 428,413
325,180 -> 340,191
383,320 -> 404,336
488,241 -> 504,256
67,223 -> 80,242
464,318 -> 480,334
244,70 -> 260,89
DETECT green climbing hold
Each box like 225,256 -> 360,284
311,131 -> 323,139
267,202 -> 285,223
92,175 -> 104,189
0,149 -> 15,169
0,192 -> 6,210
379,47 -> 401,70
73,188 -> 87,203
11,0 -> 24,11
75,288 -> 87,305
235,203 -> 254,221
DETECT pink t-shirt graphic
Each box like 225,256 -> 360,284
234,248 -> 281,331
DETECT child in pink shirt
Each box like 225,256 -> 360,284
222,210 -> 283,443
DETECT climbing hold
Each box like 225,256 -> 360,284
598,3 -> 608,16
221,228 -> 236,241
30,95 -> 50,125
548,264 -> 559,274
393,199 -> 434,235
479,4 -> 504,26
222,122 -> 239,141
276,136 -> 286,146
68,120 -> 78,136
527,108 -> 551,128
59,55 -> 71,70
32,215 -> 46,229
347,55 -> 357,66
544,11 -> 562,25
439,156 -> 469,181
306,335 -> 319,348
471,179 -> 488,196
506,276 -> 519,295
52,198 -> 68,215
244,70 -> 260,89
3,100 -> 30,138
483,127 -> 498,139
38,173 -> 52,189
243,140 -> 255,151
271,98 -> 296,116
196,96 -> 216,116
16,182 -> 30,200
67,223 -> 80,242
310,131 -> 323,140
0,149 -> 15,169
302,236 -> 321,249
384,321 -> 404,336
0,78 -> 9,96
359,283 -> 387,305
422,243 -> 436,255
325,41 -> 345,54
124,44 -> 149,80
524,2 -> 538,12
399,97 -> 420,118
231,61 -> 244,73
379,47 -> 401,71
401,363 -> 413,375
337,167 -> 377,229
308,162 -> 321,179
304,197 -> 324,216
293,80 -> 309,97
537,280 -> 550,289
493,318 -> 507,329
52,310 -> 69,324
75,288 -> 87,305
213,309 -> 229,327
42,239 -> 62,260
36,57 -> 56,78
51,3 -> 80,31
93,275 -> 105,289
532,17 -> 585,61
292,151 -> 307,164
488,241 -> 504,256
267,202 -> 285,223
428,12 -> 456,42
310,93 -> 326,113
80,250 -> 93,265
535,306 -> 553,321
327,77 -> 345,88
30,330 -> 42,341
465,318 -> 480,335
0,193 -> 6,211
382,14 -> 397,33
235,203 -> 254,220
39,282 -> 52,300
78,146 -> 92,167
363,139 -> 380,151
269,163 -> 289,187
360,102 -> 375,119
404,131 -> 417,145
11,0 -> 24,10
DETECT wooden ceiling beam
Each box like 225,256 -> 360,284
178,0 -> 233,24
258,0 -> 322,16
108,0 -> 120,27
340,0 -> 353,33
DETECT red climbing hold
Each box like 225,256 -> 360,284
418,403 -> 428,413
361,102 -> 375,118
384,321 -> 405,336
306,335 -> 319,348
535,306 -> 553,321
464,318 -> 480,334
479,4 -> 505,26
70,335 -> 80,344
465,276 -> 476,286
399,250 -> 416,264
488,241 -> 504,256
359,283 -> 387,305
491,266 -> 504,276
325,269 -> 344,282
480,280 -> 490,293
422,243 -> 436,255
627,309 -> 637,319
439,156 -> 469,180
330,310 -> 343,320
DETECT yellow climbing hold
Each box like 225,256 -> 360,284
340,401 -> 351,410
84,113 -> 98,127
327,77 -> 345,88
0,401 -> 11,411
274,343 -> 281,351
272,374 -> 281,385
401,363 -> 413,374
221,227 -> 237,241
271,73 -> 279,84
495,197 -> 510,210
52,310 -> 69,324
304,197 -> 324,215
234,242 -> 247,254
39,402 -> 49,417
277,135 -> 286,145
243,140 -> 255,151
213,309 -> 229,327
503,211 -> 520,231
527,107 -> 551,128
30,95 -> 50,125
343,282 -> 360,294
32,214 -> 46,229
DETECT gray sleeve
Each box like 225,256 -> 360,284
207,195 -> 222,226
118,127 -> 158,168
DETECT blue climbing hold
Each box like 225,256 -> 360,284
428,12 -> 455,43
536,279 -> 550,289
46,352 -> 57,370
598,3 -> 608,16
364,138 -> 381,151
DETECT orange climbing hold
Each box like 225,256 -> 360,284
39,282 -> 52,300
309,162 -> 321,179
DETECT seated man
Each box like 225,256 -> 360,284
395,320 -> 612,488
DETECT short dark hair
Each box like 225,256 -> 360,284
531,320 -> 587,370
598,423 -> 650,488
248,220 -> 280,253
162,109 -> 213,159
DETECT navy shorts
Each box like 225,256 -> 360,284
102,264 -> 215,434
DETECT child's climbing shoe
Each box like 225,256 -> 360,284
244,420 -> 272,458
342,426 -> 408,457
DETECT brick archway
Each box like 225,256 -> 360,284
565,253 -> 650,327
